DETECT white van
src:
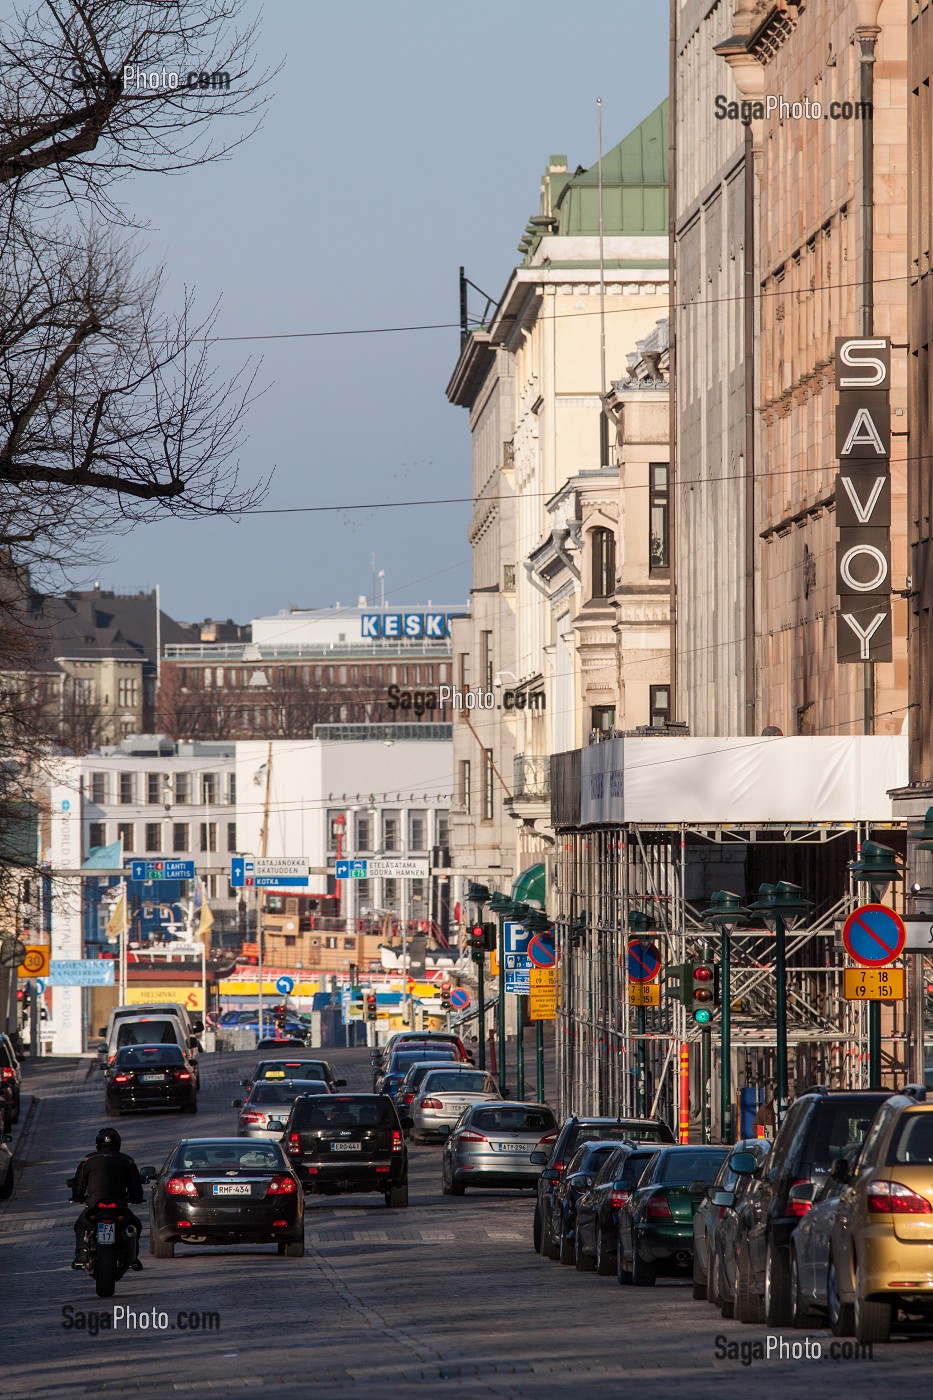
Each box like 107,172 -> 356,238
100,1002 -> 201,1048
101,1014 -> 200,1085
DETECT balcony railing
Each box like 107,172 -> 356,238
512,753 -> 551,799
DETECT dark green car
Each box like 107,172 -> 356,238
617,1145 -> 729,1286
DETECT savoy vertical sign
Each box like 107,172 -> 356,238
834,337 -> 893,662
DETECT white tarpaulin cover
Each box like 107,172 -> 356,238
579,735 -> 907,826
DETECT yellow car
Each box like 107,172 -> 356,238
830,1087 -> 933,1343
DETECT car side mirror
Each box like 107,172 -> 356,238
830,1157 -> 851,1184
139,1166 -> 157,1183
266,1119 -> 285,1133
97,1042 -> 108,1055
788,1180 -> 818,1207
240,1079 -> 250,1087
336,1079 -> 347,1087
729,1151 -> 757,1175
530,1150 -> 549,1166
540,1168 -> 559,1182
97,1027 -> 106,1038
400,1115 -> 414,1130
232,1099 -> 243,1108
711,1189 -> 734,1208
66,1176 -> 75,1189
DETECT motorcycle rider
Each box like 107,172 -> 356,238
70,1127 -> 144,1270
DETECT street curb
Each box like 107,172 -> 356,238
10,1092 -> 40,1162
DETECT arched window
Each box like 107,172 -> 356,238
591,528 -> 616,599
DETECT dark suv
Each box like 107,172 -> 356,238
283,1093 -> 409,1207
532,1114 -> 675,1258
733,1087 -> 890,1325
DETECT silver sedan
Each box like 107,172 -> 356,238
409,1067 -> 501,1141
233,1079 -> 332,1138
443,1101 -> 558,1194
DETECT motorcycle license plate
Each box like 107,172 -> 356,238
140,1074 -> 164,1083
331,1142 -> 361,1152
96,1222 -> 116,1244
213,1183 -> 251,1195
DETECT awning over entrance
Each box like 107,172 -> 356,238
511,862 -> 545,909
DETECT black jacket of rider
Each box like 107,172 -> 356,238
71,1150 -> 144,1206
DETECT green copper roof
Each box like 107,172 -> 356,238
556,98 -> 668,237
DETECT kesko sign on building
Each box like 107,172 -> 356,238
834,336 -> 893,663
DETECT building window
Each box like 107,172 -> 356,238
227,821 -> 237,853
410,879 -> 427,915
650,684 -> 672,728
174,772 -> 189,805
228,773 -> 236,805
284,934 -> 296,948
383,879 -> 398,909
591,528 -> 616,599
343,936 -> 355,950
481,631 -> 494,690
355,813 -> 372,851
503,564 -> 516,592
408,811 -> 427,851
459,760 -> 471,815
201,773 -> 218,805
117,677 -> 139,707
356,878 -> 372,908
591,705 -> 616,736
435,809 -> 449,848
89,821 -> 106,850
458,653 -> 470,690
119,773 -> 135,804
173,823 -> 189,853
146,773 -> 162,805
144,822 -> 161,852
382,811 -> 400,852
200,822 -> 217,853
90,772 -> 107,805
116,822 -> 134,853
649,463 -> 670,573
483,749 -> 494,822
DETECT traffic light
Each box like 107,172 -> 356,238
469,925 -> 486,953
440,981 -> 451,1009
665,960 -> 719,1023
366,992 -> 377,1022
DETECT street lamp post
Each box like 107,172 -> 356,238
512,901 -> 531,1098
523,908 -> 552,1105
748,881 -> 812,1127
847,840 -> 902,1089
488,892 -> 514,1095
701,891 -> 750,1144
466,881 -> 490,1070
627,911 -> 653,1119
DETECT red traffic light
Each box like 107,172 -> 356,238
693,966 -> 713,981
441,982 -> 451,992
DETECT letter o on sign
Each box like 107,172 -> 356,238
839,544 -> 888,593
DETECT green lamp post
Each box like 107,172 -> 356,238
748,881 -> 812,1127
487,891 -> 515,1094
627,910 -> 653,1117
465,881 -> 490,1069
701,891 -> 749,1143
523,907 -> 552,1103
847,841 -> 902,1089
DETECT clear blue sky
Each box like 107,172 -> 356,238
92,1 -> 669,624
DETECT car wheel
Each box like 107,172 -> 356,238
280,1238 -> 305,1257
575,1227 -> 595,1272
616,1234 -> 632,1285
595,1225 -> 615,1276
764,1240 -> 792,1326
386,1182 -> 408,1208
449,1178 -> 465,1198
736,1241 -> 764,1324
827,1253 -> 854,1337
790,1246 -> 818,1328
854,1265 -> 891,1344
533,1206 -> 543,1254
631,1242 -> 656,1287
0,1164 -> 13,1199
559,1218 -> 575,1266
105,1102 -> 120,1118
152,1237 -> 174,1258
543,1214 -> 560,1260
713,1247 -> 733,1319
707,1242 -> 720,1304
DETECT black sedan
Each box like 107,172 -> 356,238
147,1138 -> 304,1258
552,1140 -> 631,1267
574,1144 -> 657,1275
241,1057 -> 346,1092
105,1044 -> 197,1116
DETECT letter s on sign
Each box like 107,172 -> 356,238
837,337 -> 888,390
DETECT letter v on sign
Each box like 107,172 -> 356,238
835,473 -> 889,531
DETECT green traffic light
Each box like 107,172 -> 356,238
694,1008 -> 712,1025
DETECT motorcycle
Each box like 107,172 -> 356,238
68,1180 -> 139,1298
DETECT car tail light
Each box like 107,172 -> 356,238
458,1130 -> 487,1143
174,1070 -> 192,1081
399,1093 -> 415,1106
287,1132 -> 301,1152
240,1111 -> 265,1125
391,1130 -> 404,1152
375,1166 -> 390,1173
177,1221 -> 192,1229
267,1175 -> 297,1195
165,1175 -> 198,1196
645,1194 -> 672,1220
273,1219 -> 288,1227
113,1073 -> 133,1084
96,1202 -> 117,1209
867,1180 -> 933,1215
538,1130 -> 558,1146
419,1098 -> 443,1110
1,1067 -> 14,1080
787,1177 -> 814,1218
610,1189 -> 630,1209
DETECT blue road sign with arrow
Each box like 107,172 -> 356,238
275,976 -> 295,996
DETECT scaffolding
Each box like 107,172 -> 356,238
552,818 -> 910,1134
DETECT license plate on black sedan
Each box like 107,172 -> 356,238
140,1074 -> 165,1083
213,1183 -> 252,1195
330,1142 -> 362,1152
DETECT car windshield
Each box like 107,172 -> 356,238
593,1148 -> 627,1185
888,1113 -> 933,1165
294,1097 -> 396,1129
115,1045 -> 184,1067
421,1071 -> 495,1094
571,1124 -> 657,1151
176,1142 -> 284,1171
575,1143 -> 620,1174
259,1061 -> 328,1079
392,1049 -> 457,1069
116,1020 -> 179,1047
658,1149 -> 728,1185
249,1081 -> 328,1105
620,1152 -> 655,1185
471,1106 -> 557,1133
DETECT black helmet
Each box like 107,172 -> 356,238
96,1128 -> 121,1152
